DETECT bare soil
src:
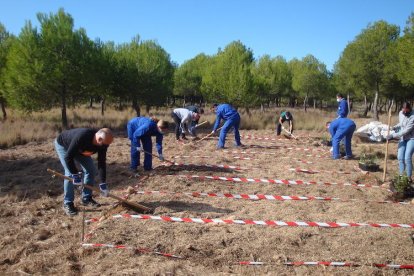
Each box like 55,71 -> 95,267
0,126 -> 413,275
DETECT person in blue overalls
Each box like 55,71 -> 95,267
127,117 -> 169,173
326,118 -> 356,160
210,103 -> 242,149
336,93 -> 349,118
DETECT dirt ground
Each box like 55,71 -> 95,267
0,125 -> 413,275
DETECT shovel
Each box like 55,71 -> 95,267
47,168 -> 152,213
282,126 -> 298,140
195,126 -> 223,144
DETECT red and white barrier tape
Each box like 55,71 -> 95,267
289,168 -> 352,174
86,214 -> 414,229
81,243 -> 183,259
124,189 -> 409,205
240,135 -> 290,141
170,162 -> 245,171
173,155 -> 254,161
175,174 -> 382,189
239,261 -> 414,269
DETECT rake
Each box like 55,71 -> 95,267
47,168 -> 152,213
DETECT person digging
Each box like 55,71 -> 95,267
54,128 -> 114,216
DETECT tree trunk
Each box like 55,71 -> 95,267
100,98 -> 105,116
303,94 -> 308,112
363,95 -> 369,117
132,98 -> 140,117
260,103 -> 264,113
60,81 -> 68,129
347,93 -> 351,114
89,97 -> 93,108
372,89 -> 379,120
245,107 -> 251,116
313,99 -> 316,109
0,99 -> 6,120
146,105 -> 151,114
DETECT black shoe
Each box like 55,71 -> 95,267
63,202 -> 78,216
82,198 -> 101,208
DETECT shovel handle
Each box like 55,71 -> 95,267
47,168 -> 152,213
196,126 -> 223,143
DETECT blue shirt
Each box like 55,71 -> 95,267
337,99 -> 349,118
127,117 -> 163,154
213,104 -> 239,131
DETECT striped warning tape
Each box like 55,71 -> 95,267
174,174 -> 382,189
173,155 -> 254,161
289,168 -> 352,174
170,162 -> 245,171
240,135 -> 291,141
86,214 -> 414,229
239,261 -> 414,269
81,243 -> 183,259
124,189 -> 410,205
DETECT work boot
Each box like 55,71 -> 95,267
82,197 -> 101,208
63,202 -> 78,216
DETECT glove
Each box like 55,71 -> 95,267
211,130 -> 215,135
136,146 -> 142,152
385,134 -> 394,141
392,126 -> 400,132
99,183 -> 109,197
71,172 -> 83,185
159,154 -> 165,162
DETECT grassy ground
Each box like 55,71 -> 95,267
0,105 -> 397,149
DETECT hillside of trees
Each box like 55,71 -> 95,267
0,8 -> 413,127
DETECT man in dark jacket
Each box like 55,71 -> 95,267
54,128 -> 114,216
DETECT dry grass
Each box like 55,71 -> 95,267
0,105 -> 397,149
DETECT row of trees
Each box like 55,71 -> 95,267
0,8 -> 413,127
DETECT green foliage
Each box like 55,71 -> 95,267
3,9 -> 96,127
290,55 -> 329,109
202,40 -> 255,106
359,152 -> 378,165
174,54 -> 210,98
334,20 -> 400,119
251,55 -> 292,105
392,174 -> 411,193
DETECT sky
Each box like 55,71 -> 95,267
1,0 -> 413,71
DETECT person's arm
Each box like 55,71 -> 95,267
155,133 -> 163,155
213,112 -> 222,132
289,120 -> 294,133
97,147 -> 108,183
393,115 -> 414,138
180,112 -> 191,133
64,136 -> 82,174
278,116 -> 283,124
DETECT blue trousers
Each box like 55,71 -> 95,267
332,125 -> 356,159
130,135 -> 153,171
397,139 -> 414,179
54,139 -> 95,204
218,114 -> 241,148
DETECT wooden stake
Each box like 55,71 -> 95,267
195,126 -> 223,144
382,100 -> 394,182
195,121 -> 208,128
47,168 -> 152,213
282,126 -> 298,140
